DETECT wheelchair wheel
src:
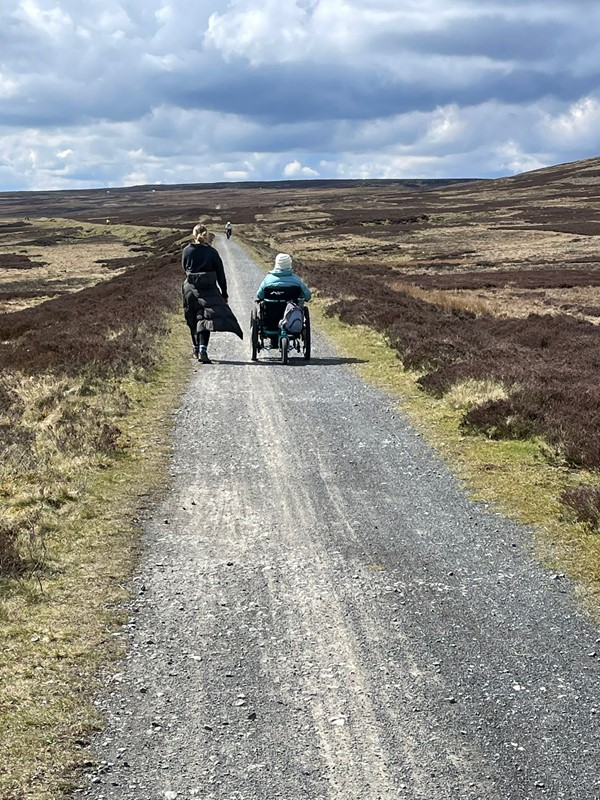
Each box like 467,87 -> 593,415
250,307 -> 259,361
280,335 -> 289,365
302,307 -> 311,360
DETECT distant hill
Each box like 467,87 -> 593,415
1,154 -> 599,225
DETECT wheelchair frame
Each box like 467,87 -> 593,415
250,287 -> 311,364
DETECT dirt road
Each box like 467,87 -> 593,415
80,237 -> 600,800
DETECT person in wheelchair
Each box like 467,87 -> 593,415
255,253 -> 311,347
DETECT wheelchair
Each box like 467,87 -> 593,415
250,285 -> 311,364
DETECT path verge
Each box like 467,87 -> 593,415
0,315 -> 190,800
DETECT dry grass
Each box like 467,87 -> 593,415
445,377 -> 509,411
0,317 -> 190,800
391,281 -> 493,316
0,216 -> 190,798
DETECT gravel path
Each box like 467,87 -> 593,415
79,236 -> 600,800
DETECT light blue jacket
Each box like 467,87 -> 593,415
256,265 -> 312,301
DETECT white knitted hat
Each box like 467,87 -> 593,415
274,253 -> 292,272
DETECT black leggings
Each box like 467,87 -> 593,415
191,329 -> 210,348
182,282 -> 210,348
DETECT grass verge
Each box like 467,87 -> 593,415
309,299 -> 600,618
0,314 -> 191,800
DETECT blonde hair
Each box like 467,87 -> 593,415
192,224 -> 207,242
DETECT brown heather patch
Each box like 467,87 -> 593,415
0,220 -> 185,566
317,272 -> 600,469
0,253 -> 46,270
562,485 -> 600,530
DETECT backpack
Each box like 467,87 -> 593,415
279,301 -> 304,334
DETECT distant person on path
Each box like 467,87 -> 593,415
225,221 -> 232,239
182,224 -> 243,363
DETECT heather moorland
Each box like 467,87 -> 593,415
1,158 -> 600,796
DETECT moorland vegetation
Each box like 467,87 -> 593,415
0,215 -> 188,796
2,156 -> 600,796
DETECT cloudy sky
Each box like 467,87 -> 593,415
1,0 -> 599,190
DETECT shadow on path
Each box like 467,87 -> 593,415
212,356 -> 367,367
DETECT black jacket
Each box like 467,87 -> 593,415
181,242 -> 243,339
182,242 -> 228,300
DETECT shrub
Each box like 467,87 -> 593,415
461,396 -> 540,441
561,485 -> 600,530
310,258 -> 600,470
0,251 -> 181,377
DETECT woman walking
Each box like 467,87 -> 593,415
182,224 -> 243,363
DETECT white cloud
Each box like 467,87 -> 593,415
155,4 -> 173,24
123,170 -> 148,186
95,8 -> 134,34
541,96 -> 600,147
495,139 -> 548,175
206,0 -> 310,65
224,170 -> 250,179
283,159 -> 320,177
0,73 -> 19,99
426,104 -> 466,143
16,0 -> 73,37
0,0 -> 599,189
